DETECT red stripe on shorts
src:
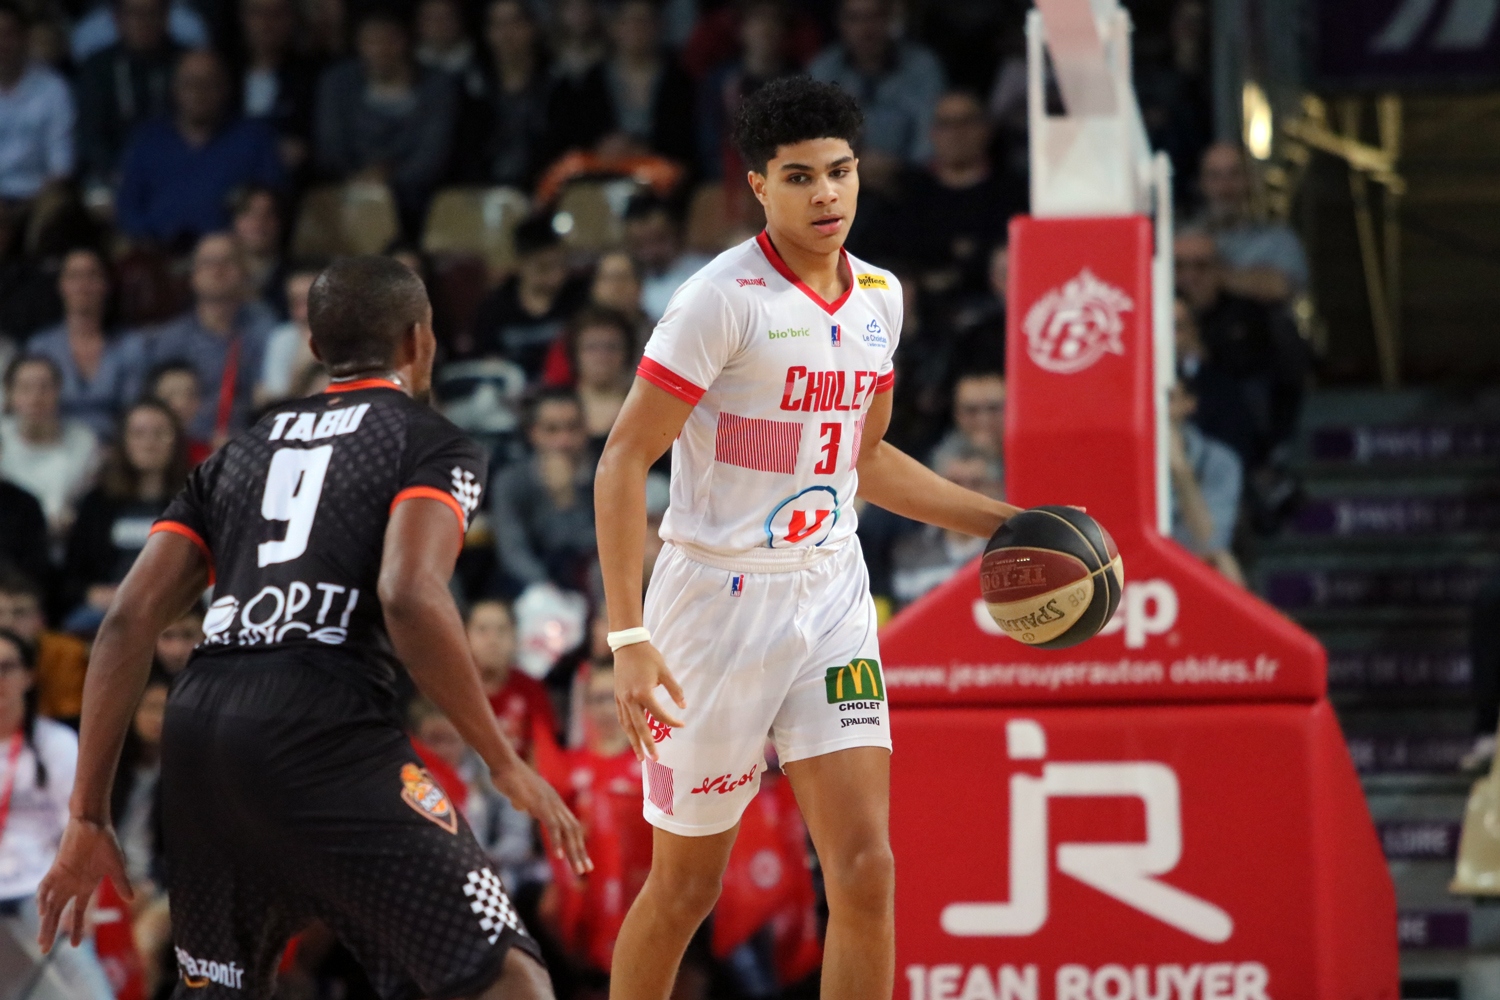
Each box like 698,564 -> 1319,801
714,412 -> 802,475
645,759 -> 674,815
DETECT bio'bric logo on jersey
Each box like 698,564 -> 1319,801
768,326 -> 811,340
1022,268 -> 1133,374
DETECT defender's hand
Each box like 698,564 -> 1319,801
492,761 -> 593,875
36,818 -> 131,950
613,641 -> 685,762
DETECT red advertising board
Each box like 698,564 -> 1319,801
882,214 -> 1396,998
891,705 -> 1396,1000
882,216 -> 1324,707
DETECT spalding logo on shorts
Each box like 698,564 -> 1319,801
1022,268 -> 1133,374
400,762 -> 458,834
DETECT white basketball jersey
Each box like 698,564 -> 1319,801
638,232 -> 901,563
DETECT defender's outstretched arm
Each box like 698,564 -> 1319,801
38,531 -> 210,948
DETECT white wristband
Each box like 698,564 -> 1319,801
607,627 -> 652,652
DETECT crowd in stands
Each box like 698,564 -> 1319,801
0,0 -> 1313,995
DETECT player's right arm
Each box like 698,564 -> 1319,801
379,497 -> 591,874
594,378 -> 694,761
37,529 -> 212,950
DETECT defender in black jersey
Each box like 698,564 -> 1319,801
35,257 -> 590,1000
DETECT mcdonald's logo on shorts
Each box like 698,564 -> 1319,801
825,658 -> 885,704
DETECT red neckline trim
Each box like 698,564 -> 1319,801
755,230 -> 854,316
324,378 -> 402,394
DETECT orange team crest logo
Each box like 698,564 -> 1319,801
400,763 -> 458,834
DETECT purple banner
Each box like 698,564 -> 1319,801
1327,650 -> 1471,690
1294,497 -> 1500,536
1264,566 -> 1488,610
1313,424 -> 1500,463
1379,821 -> 1462,860
1317,0 -> 1500,87
1397,911 -> 1469,949
1346,734 -> 1472,773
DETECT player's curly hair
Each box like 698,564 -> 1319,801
732,76 -> 864,175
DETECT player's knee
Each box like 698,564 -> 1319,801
823,840 -> 895,916
649,866 -> 724,925
473,948 -> 554,1000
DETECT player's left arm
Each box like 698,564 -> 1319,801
37,530 -> 211,949
855,389 -> 1022,537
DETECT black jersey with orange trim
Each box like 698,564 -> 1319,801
154,380 -> 486,692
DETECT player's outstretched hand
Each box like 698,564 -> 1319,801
35,817 -> 132,951
494,762 -> 593,875
613,641 -> 685,762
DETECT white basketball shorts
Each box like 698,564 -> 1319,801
638,538 -> 891,836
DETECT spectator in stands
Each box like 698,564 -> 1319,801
26,248 -> 140,439
468,597 -> 558,760
695,0 -> 793,182
625,194 -> 710,321
539,657 -> 653,975
929,368 -> 1005,473
0,354 -> 99,538
415,0 -> 480,92
0,474 -> 49,592
71,0 -> 207,63
236,0 -> 321,172
111,670 -> 168,893
0,628 -> 115,1000
257,265 -> 319,404
110,669 -> 172,993
808,0 -> 945,177
1134,0 -> 1212,206
470,214 -> 585,376
904,91 -> 1020,295
135,231 -> 276,444
0,569 -> 89,723
0,199 -> 61,346
461,0 -> 551,189
548,0 -> 607,80
230,185 -> 287,314
491,388 -> 596,590
944,242 -> 1008,372
545,0 -> 697,169
62,399 -> 188,631
153,603 -> 203,677
1195,141 -> 1308,303
0,2 -> 74,204
75,0 -> 181,194
115,49 -> 286,245
1168,378 -> 1245,586
589,249 -> 648,340
1174,226 -> 1307,469
314,7 -> 459,235
564,306 -> 634,448
145,360 -> 210,463
889,444 -> 998,605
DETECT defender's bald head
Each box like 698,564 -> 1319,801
308,256 -> 429,375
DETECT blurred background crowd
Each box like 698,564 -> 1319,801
0,0 -> 1325,996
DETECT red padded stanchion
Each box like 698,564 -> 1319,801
883,215 -> 1396,999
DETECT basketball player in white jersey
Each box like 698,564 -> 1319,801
595,77 -> 1021,999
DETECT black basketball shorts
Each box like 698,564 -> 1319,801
159,654 -> 542,1000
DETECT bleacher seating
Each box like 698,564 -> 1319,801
291,183 -> 402,258
422,186 -> 530,273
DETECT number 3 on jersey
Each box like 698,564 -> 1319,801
814,422 -> 841,475
258,446 -> 333,567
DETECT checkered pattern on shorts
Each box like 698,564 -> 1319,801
463,868 -> 524,944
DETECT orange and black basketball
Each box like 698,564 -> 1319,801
979,506 -> 1124,648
